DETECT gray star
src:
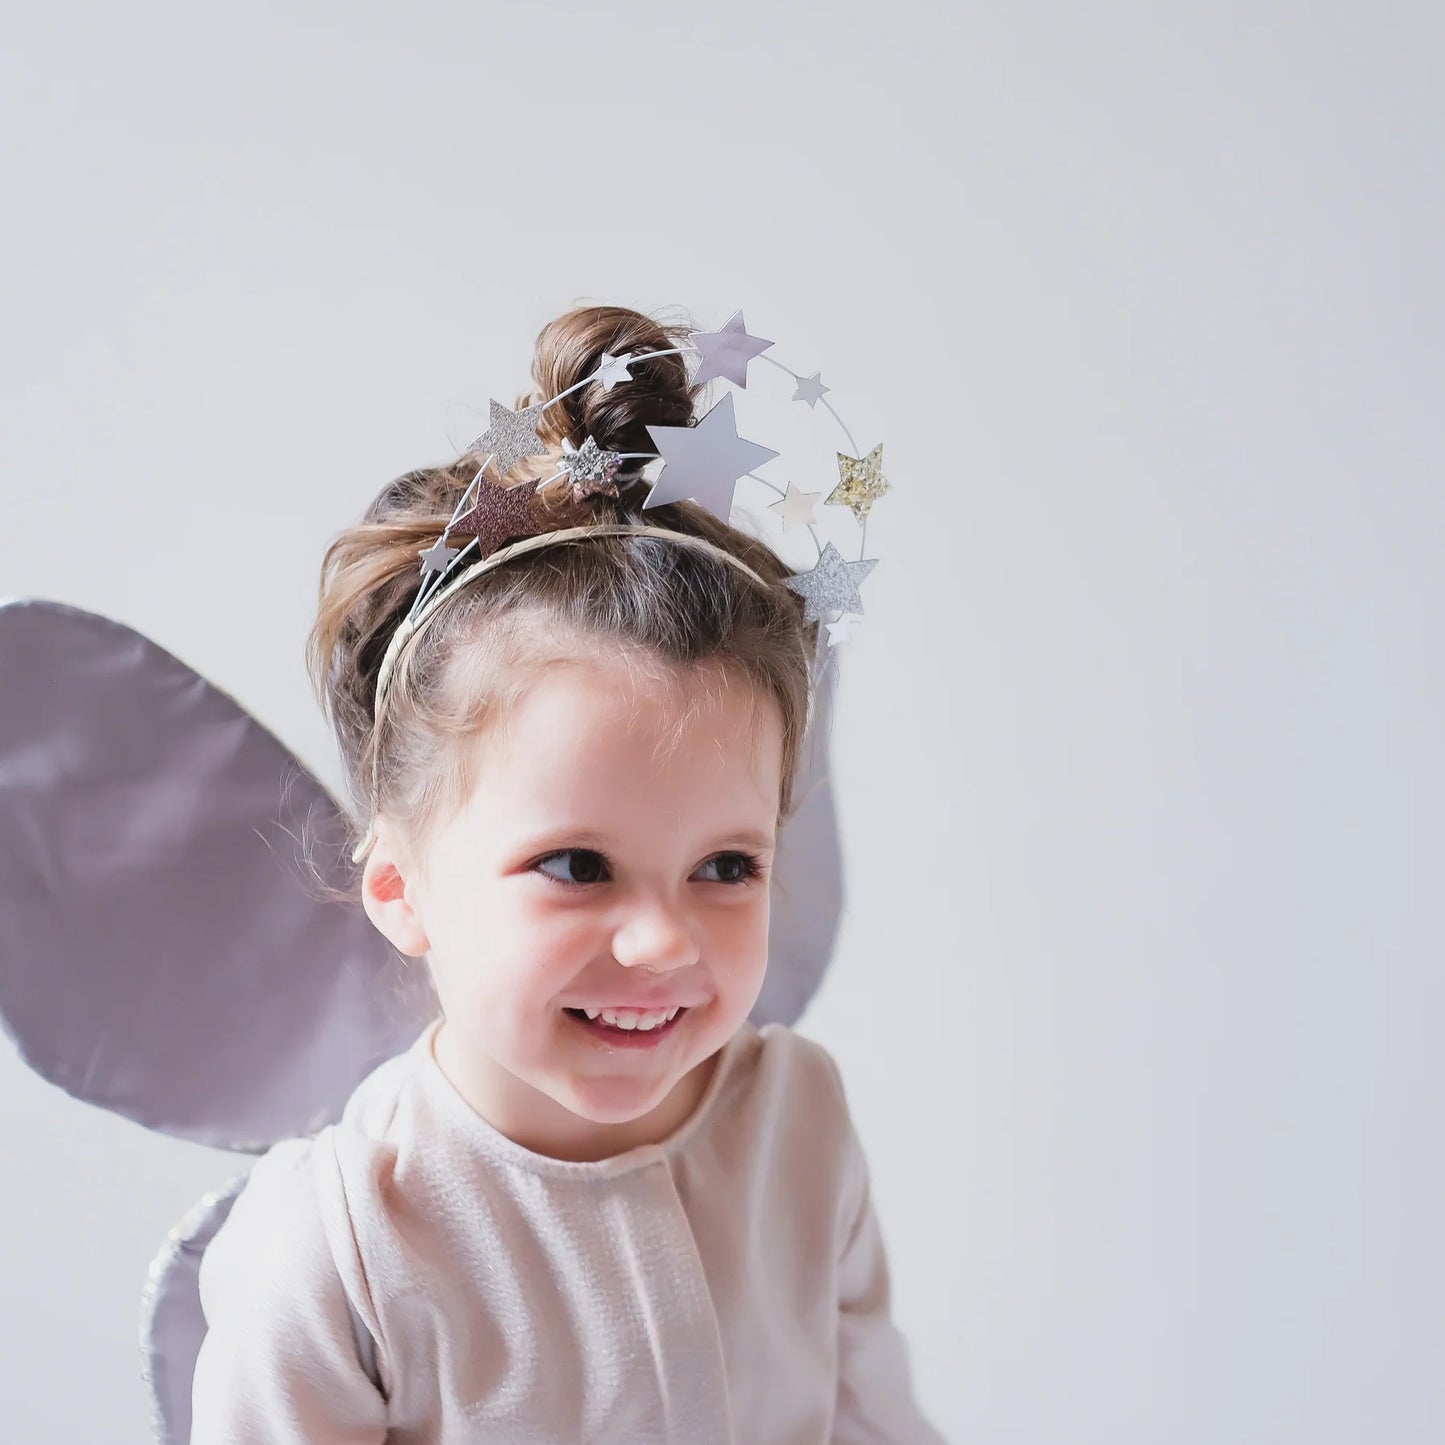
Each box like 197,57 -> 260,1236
792,371 -> 831,408
418,536 -> 460,579
688,310 -> 774,388
468,399 -> 549,479
784,542 -> 879,622
642,394 -> 780,521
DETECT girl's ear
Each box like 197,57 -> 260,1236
361,827 -> 431,957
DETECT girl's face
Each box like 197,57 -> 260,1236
367,654 -> 784,1162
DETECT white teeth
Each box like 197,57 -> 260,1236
590,1005 -> 681,1031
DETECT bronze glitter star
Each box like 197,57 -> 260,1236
826,443 -> 891,524
451,477 -> 549,558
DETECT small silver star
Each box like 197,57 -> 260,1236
558,436 -> 623,499
825,616 -> 861,647
768,481 -> 823,531
468,399 -> 550,479
594,352 -> 635,393
688,310 -> 774,388
784,542 -> 879,623
418,536 -> 460,579
792,371 -> 831,408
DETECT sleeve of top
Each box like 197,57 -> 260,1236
190,1136 -> 389,1445
831,1103 -> 950,1442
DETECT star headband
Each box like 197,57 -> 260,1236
357,309 -> 892,862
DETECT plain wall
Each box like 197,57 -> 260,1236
1,2 -> 1441,1440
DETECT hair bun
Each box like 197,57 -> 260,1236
525,306 -> 701,468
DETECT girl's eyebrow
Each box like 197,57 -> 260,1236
515,826 -> 777,854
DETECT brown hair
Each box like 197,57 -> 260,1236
306,304 -> 818,877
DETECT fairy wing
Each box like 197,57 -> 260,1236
750,627 -> 846,1027
139,1174 -> 249,1445
0,598 -> 433,1153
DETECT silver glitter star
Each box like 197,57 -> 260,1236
558,436 -> 623,500
792,371 -> 831,408
784,542 -> 879,623
642,393 -> 780,521
594,352 -> 635,393
468,399 -> 549,479
768,481 -> 823,531
418,536 -> 460,579
688,310 -> 774,389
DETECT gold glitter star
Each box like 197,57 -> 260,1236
826,443 -> 891,525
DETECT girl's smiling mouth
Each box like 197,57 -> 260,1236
563,1005 -> 689,1046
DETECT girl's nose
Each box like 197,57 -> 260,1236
610,898 -> 700,973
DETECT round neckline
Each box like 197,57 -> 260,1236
414,1016 -> 757,1180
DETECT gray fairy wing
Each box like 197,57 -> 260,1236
139,1173 -> 249,1445
0,598 -> 433,1153
751,629 -> 845,1027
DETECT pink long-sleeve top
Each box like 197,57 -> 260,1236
190,1016 -> 945,1443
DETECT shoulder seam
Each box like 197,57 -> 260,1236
310,1127 -> 389,1388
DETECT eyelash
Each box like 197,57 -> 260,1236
532,849 -> 765,889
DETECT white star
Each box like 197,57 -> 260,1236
594,352 -> 635,393
418,536 -> 460,578
825,616 -> 861,647
792,371 -> 831,408
688,310 -> 774,389
768,482 -> 823,531
642,393 -> 780,522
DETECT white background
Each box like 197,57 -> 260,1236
2,3 -> 1441,1441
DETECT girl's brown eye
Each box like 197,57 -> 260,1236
536,849 -> 608,885
695,852 -> 762,885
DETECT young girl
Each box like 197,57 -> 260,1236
188,305 -> 945,1443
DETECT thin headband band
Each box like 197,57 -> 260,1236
351,522 -> 772,865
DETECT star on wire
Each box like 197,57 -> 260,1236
792,371 -> 831,408
594,352 -> 635,393
468,399 -> 550,480
785,542 -> 879,623
826,443 -> 891,525
418,536 -> 460,580
642,393 -> 780,522
557,436 -> 623,501
825,616 -> 861,648
768,481 -> 823,531
688,310 -> 774,388
451,477 -> 548,558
